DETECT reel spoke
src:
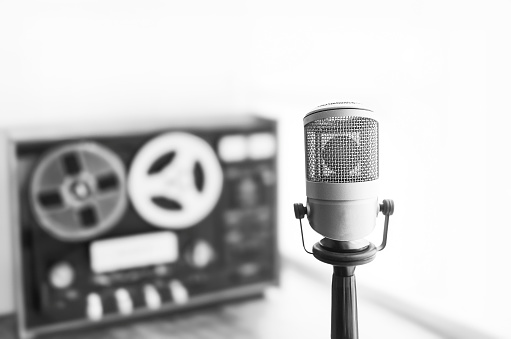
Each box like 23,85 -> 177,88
96,172 -> 120,192
193,162 -> 205,192
77,205 -> 98,227
62,152 -> 82,175
37,189 -> 64,209
151,197 -> 183,211
147,151 -> 176,175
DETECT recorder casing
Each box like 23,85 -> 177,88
1,115 -> 278,339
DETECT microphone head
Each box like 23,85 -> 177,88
304,102 -> 378,184
303,102 -> 380,241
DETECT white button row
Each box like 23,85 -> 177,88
218,133 -> 276,162
86,281 -> 189,321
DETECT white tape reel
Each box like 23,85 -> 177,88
128,132 -> 223,229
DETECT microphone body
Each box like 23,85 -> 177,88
304,103 -> 379,241
306,183 -> 378,241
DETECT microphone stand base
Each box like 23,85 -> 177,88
312,239 -> 378,339
312,239 -> 378,267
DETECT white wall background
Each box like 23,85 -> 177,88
0,0 -> 509,338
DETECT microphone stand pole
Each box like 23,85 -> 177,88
332,265 -> 358,339
313,239 -> 378,339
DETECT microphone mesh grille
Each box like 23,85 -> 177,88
305,116 -> 378,183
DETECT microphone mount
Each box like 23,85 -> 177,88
293,199 -> 394,339
294,199 -> 394,254
376,199 -> 394,251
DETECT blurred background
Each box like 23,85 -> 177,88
0,0 -> 509,338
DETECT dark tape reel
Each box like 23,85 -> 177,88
29,142 -> 127,241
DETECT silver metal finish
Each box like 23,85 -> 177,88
303,108 -> 374,126
338,239 -> 370,251
307,197 -> 379,241
320,238 -> 370,252
304,102 -> 372,119
302,103 -> 380,241
306,180 -> 378,201
304,116 -> 378,183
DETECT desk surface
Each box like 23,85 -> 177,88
0,262 -> 443,339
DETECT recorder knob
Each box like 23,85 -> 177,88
169,280 -> 189,305
187,240 -> 215,269
48,262 -> 75,289
86,293 -> 103,321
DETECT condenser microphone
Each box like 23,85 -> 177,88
302,102 -> 380,241
293,102 -> 394,339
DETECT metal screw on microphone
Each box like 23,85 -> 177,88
293,203 -> 307,219
379,199 -> 394,216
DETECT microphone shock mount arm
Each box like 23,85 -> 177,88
294,199 -> 394,254
376,199 -> 394,251
293,199 -> 394,339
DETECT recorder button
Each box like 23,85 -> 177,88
188,240 -> 215,268
169,280 -> 189,305
115,288 -> 133,315
247,133 -> 276,160
49,262 -> 75,289
218,135 -> 248,162
143,284 -> 162,310
86,293 -> 103,321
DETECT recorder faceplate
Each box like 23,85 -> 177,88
7,116 -> 278,339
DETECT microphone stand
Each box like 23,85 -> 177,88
313,238 -> 377,339
294,199 -> 394,339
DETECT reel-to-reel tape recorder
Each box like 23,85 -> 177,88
2,115 -> 278,339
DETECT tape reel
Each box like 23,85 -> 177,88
29,143 -> 127,241
128,132 -> 223,229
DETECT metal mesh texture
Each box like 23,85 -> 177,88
305,116 -> 378,183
